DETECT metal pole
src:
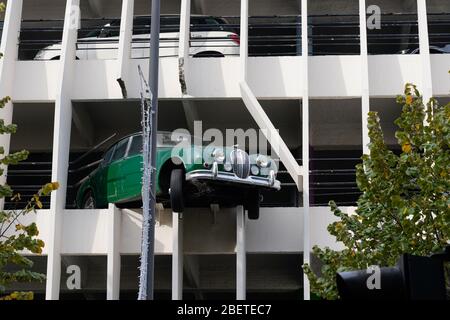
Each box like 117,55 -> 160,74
301,0 -> 311,301
236,205 -> 246,300
146,0 -> 160,300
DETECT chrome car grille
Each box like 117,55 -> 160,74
230,149 -> 250,179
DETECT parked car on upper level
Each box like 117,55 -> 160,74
76,132 -> 280,219
34,15 -> 240,60
398,44 -> 450,54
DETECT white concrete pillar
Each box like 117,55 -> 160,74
240,0 -> 249,82
107,204 -> 122,300
359,0 -> 370,155
0,0 -> 23,209
172,212 -> 183,300
117,0 -> 134,98
178,0 -> 191,96
46,0 -> 80,300
239,0 -> 303,189
301,0 -> 311,301
417,0 -> 433,104
236,206 -> 246,300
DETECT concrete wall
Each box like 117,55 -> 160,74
8,206 -> 347,255
12,55 -> 450,102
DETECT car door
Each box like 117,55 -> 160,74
106,137 -> 130,203
91,145 -> 116,207
119,135 -> 144,201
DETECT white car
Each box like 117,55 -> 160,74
399,44 -> 450,54
34,15 -> 240,60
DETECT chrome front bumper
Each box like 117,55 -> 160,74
185,166 -> 281,191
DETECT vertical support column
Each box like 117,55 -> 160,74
301,0 -> 310,301
172,212 -> 183,300
46,0 -> 80,300
179,0 -> 191,66
240,0 -> 249,82
117,0 -> 134,98
107,204 -> 122,300
236,206 -> 246,300
179,0 -> 199,131
0,0 -> 23,209
359,0 -> 370,155
417,0 -> 433,104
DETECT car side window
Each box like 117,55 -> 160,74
128,135 -> 143,156
110,138 -> 129,162
102,146 -> 115,166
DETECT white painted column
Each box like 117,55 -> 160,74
179,0 -> 191,96
46,0 -> 80,300
0,0 -> 23,209
172,212 -> 183,300
240,0 -> 249,82
179,0 -> 191,65
107,204 -> 122,300
417,0 -> 433,103
359,0 -> 370,155
179,0 -> 199,130
239,0 -> 303,188
117,0 -> 134,98
236,206 -> 246,300
301,0 -> 310,301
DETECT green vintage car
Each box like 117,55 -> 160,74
76,132 -> 280,219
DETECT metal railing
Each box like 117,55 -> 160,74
11,13 -> 450,61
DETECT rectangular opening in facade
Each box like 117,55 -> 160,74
309,98 -> 363,207
7,103 -> 55,210
427,0 -> 450,55
2,256 -> 48,299
309,0 -> 360,56
19,0 -> 67,61
367,0 -> 418,55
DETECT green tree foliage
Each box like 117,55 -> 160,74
0,2 -> 59,300
303,83 -> 450,299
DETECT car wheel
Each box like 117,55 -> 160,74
83,191 -> 96,209
245,190 -> 260,220
193,51 -> 225,58
170,169 -> 185,213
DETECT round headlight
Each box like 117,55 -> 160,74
256,155 -> 271,168
251,165 -> 260,176
224,162 -> 233,172
212,149 -> 225,163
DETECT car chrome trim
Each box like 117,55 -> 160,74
186,169 -> 281,190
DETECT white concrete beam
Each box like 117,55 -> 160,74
107,204 -> 121,300
172,212 -> 183,300
46,0 -> 80,300
417,0 -> 433,103
117,0 -> 134,98
0,0 -> 23,209
360,0 -> 370,155
236,206 -> 246,300
301,0 -> 310,301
